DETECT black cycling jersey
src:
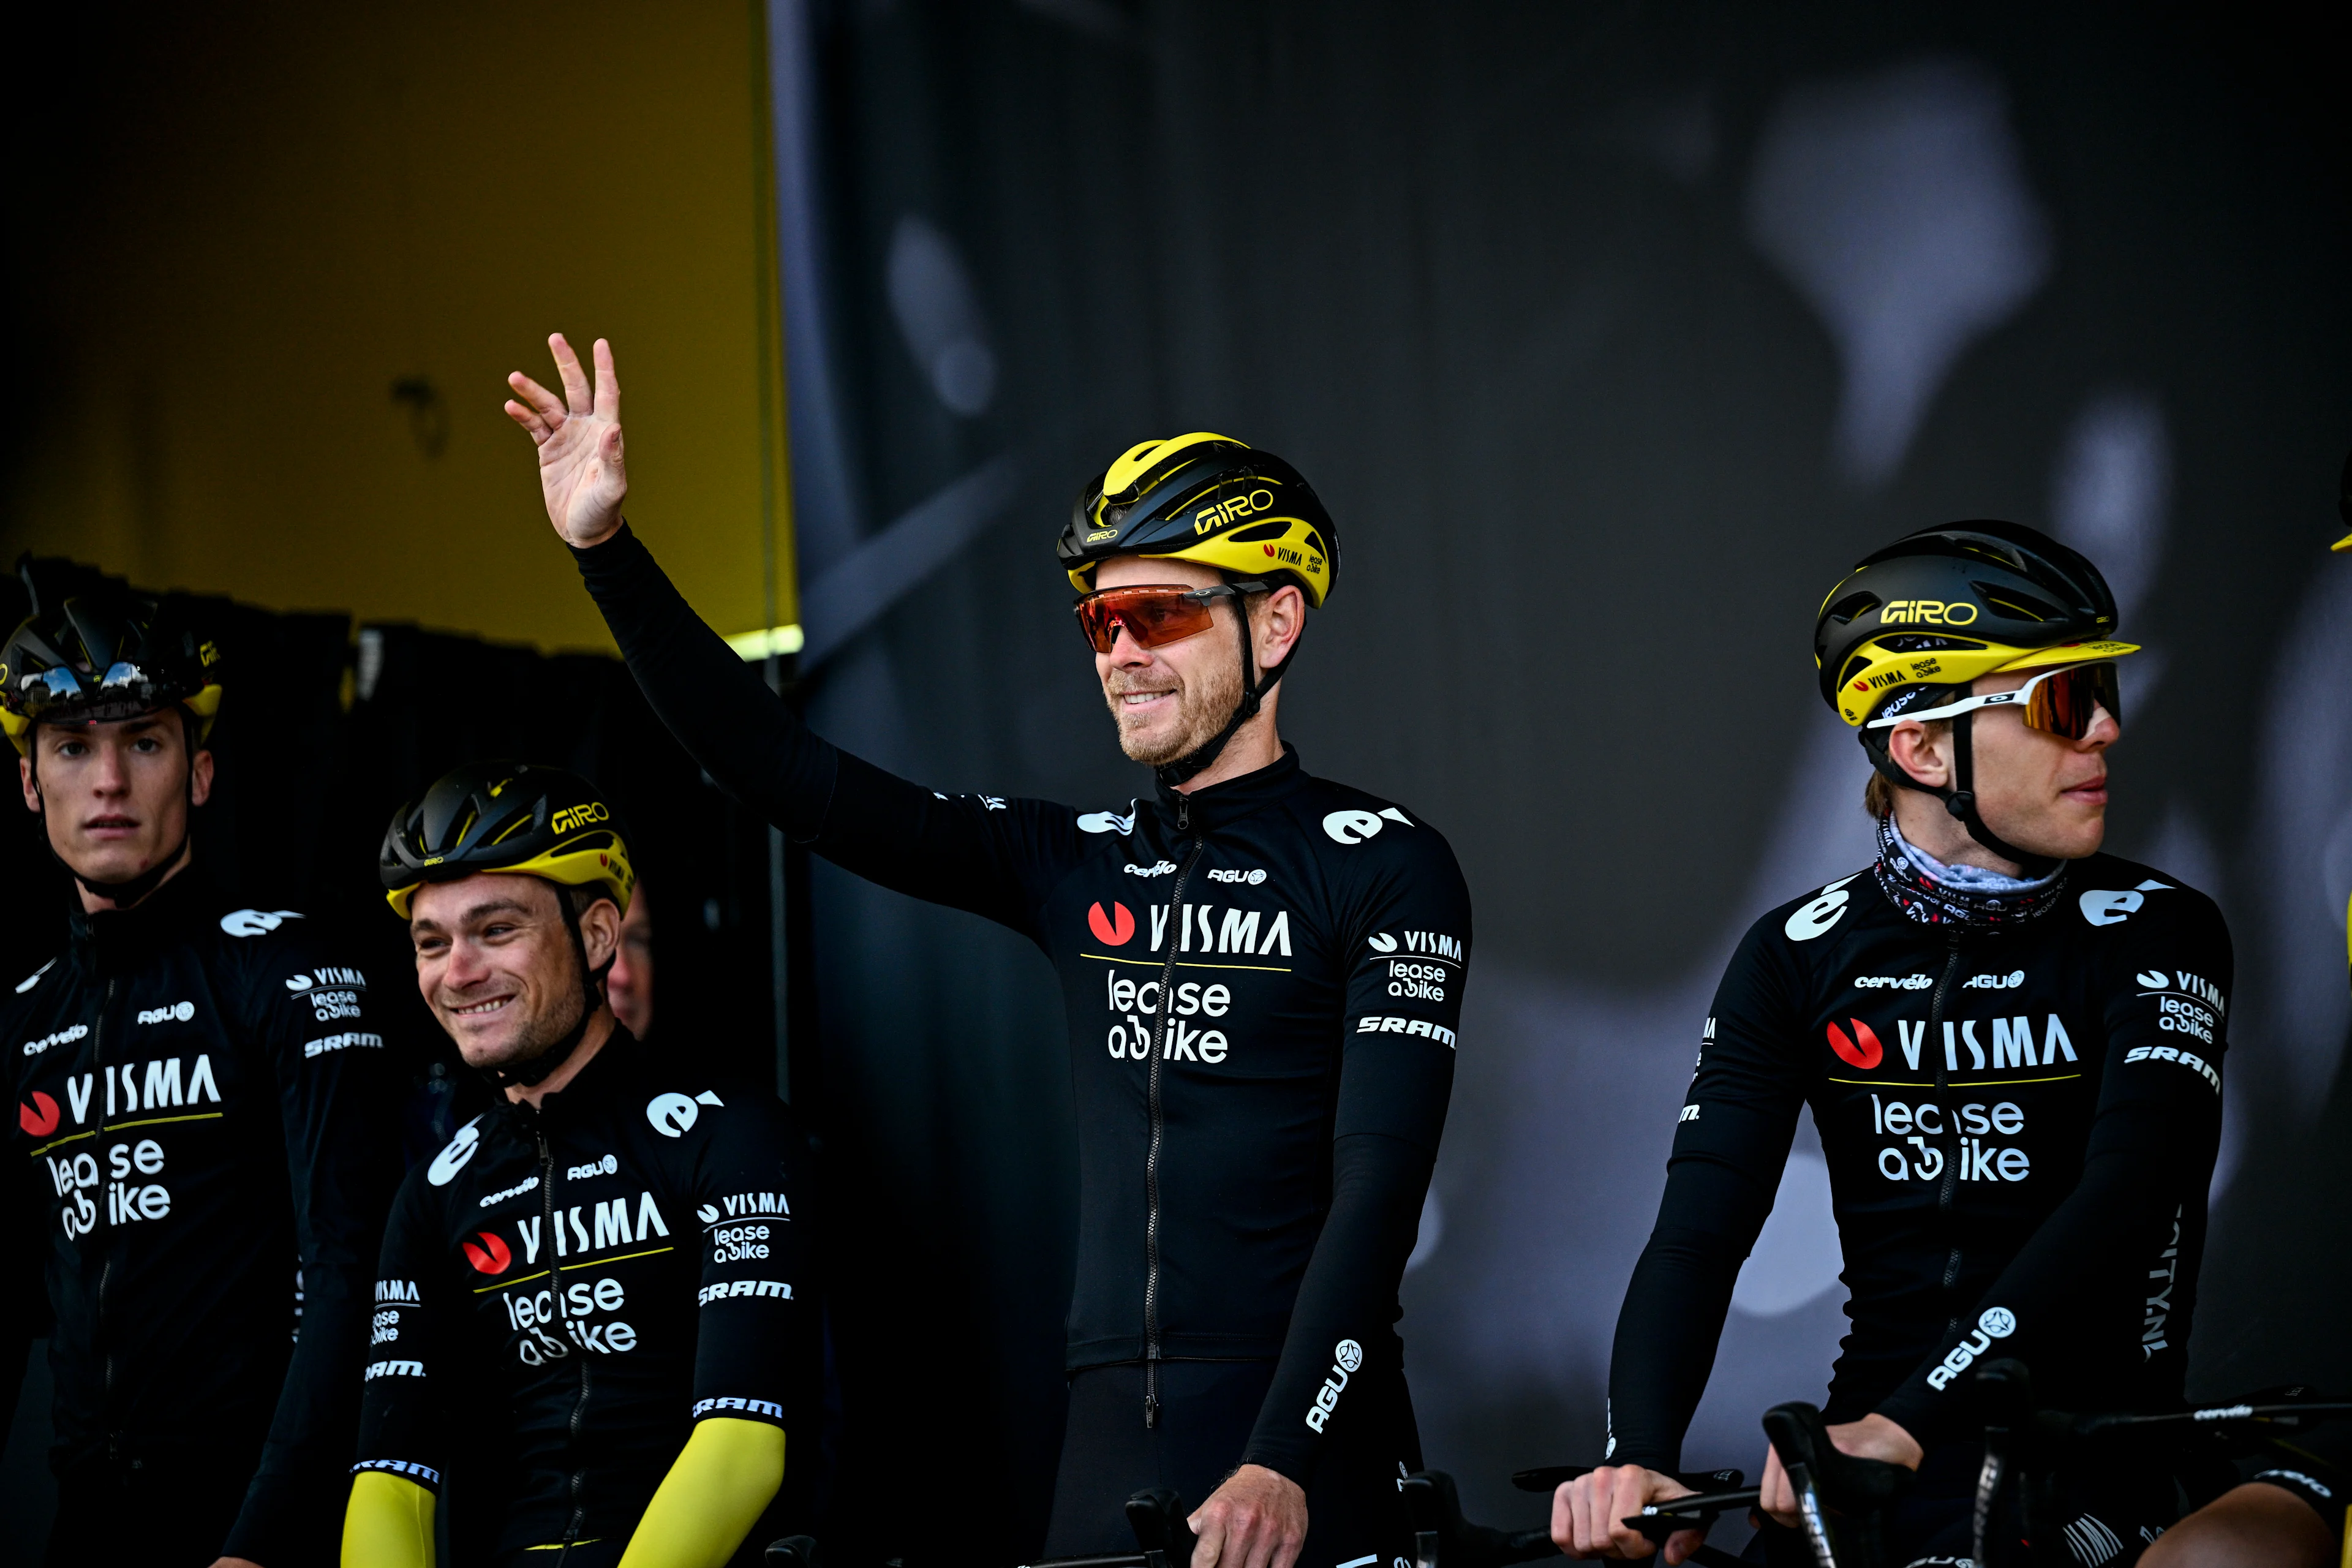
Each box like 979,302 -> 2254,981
353,1029 -> 817,1558
572,524 -> 1469,1485
1608,844 -> 2230,1471
0,873 -> 399,1563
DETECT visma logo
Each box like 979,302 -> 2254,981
1962,970 -> 2026,990
1826,1019 -> 1884,1070
461,1231 -> 512,1275
1087,902 -> 1137,946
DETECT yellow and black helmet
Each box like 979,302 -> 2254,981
1058,432 -> 1339,608
380,760 -> 636,920
1815,519 -> 2137,728
1,562 -> 222,757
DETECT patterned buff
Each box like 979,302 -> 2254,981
1871,811 -> 2068,927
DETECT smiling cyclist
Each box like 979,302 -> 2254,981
342,761 -> 820,1568
1556,521 -> 2231,1567
503,334 -> 1471,1568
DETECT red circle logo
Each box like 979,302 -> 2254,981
1826,1019 -> 1883,1070
461,1231 -> 513,1275
1087,901 -> 1136,946
18,1092 -> 59,1138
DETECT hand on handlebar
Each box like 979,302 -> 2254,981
1551,1466 -> 1701,1562
1756,1413 -> 1921,1528
1188,1463 -> 1306,1568
505,332 -> 629,549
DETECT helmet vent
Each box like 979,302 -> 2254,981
1878,635 -> 1986,654
1824,591 -> 1880,626
1225,521 -> 1290,543
1973,584 -> 2065,623
1837,652 -> 1871,687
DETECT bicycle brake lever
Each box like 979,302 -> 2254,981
763,1537 -> 820,1568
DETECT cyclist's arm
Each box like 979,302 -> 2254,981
1874,892 -> 2232,1447
643,1088 -> 817,1562
345,1177 -> 449,1568
230,929 -> 404,1565
619,1419 -> 788,1568
1605,915 -> 1811,1472
571,525 -> 1076,932
1240,825 -> 1470,1483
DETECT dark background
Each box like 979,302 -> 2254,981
4,1 -> 2350,1562
774,0 -> 2352,1557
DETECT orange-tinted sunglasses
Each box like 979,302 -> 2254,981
1073,582 -> 1264,655
1866,661 -> 2122,741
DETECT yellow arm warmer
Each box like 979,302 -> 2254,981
342,1471 -> 437,1568
618,1417 -> 788,1568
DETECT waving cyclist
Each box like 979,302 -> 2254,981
503,336 -> 1470,1568
1,571 -> 399,1567
1557,522 -> 2230,1566
343,761 -> 818,1568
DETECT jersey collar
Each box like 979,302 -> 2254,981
67,869 -> 209,978
1152,743 -> 1307,832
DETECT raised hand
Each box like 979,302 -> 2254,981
505,333 -> 628,548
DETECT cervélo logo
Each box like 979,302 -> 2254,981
1087,902 -> 1137,946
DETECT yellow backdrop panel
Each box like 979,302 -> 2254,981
2,0 -> 794,653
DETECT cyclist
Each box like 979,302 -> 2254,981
607,884 -> 654,1040
343,760 -> 818,1568
503,335 -> 1471,1568
0,571 -> 399,1567
2133,467 -> 2352,1568
1555,522 -> 2230,1566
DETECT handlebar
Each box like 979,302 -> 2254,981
1017,1489 -> 1199,1568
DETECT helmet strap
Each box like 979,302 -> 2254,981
1864,714 -> 2057,876
484,891 -> 616,1090
1154,596 -> 1295,791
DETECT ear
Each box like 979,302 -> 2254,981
1886,722 -> 1951,790
1254,584 -> 1305,668
19,752 -> 37,814
577,895 -> 624,974
189,747 -> 216,808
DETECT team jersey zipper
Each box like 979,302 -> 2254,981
537,1125 -> 593,1550
1143,796 -> 1207,1428
96,977 -> 117,1447
1928,932 -> 1966,1336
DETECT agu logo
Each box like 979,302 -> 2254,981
1826,1019 -> 1884,1070
461,1231 -> 513,1275
18,1091 -> 60,1137
1087,902 -> 1136,946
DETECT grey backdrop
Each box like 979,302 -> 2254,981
765,0 -> 2351,1556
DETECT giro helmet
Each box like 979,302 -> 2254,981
380,760 -> 636,919
1058,432 -> 1340,608
1815,519 -> 2136,728
1,563 -> 222,757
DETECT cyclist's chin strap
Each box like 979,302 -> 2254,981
484,892 -> 617,1091
1155,598 -> 1296,791
1865,713 -> 2057,878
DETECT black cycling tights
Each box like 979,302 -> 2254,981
45,1448 -> 304,1568
1043,1360 -> 1422,1568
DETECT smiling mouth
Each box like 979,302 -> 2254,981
1118,690 -> 1174,708
451,996 -> 514,1017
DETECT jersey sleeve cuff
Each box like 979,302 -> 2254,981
691,1394 -> 790,1427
